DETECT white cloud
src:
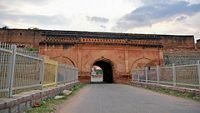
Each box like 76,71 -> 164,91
86,16 -> 109,23
0,0 -> 200,40
113,1 -> 200,30
125,12 -> 200,40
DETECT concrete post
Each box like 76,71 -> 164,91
156,65 -> 160,84
197,60 -> 200,89
145,67 -> 148,83
8,45 -> 16,97
172,63 -> 176,86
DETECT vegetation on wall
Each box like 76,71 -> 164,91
26,47 -> 38,51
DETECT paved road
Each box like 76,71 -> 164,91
56,84 -> 200,113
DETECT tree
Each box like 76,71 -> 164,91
28,27 -> 40,30
1,26 -> 9,29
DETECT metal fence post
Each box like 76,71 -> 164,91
74,69 -> 76,82
198,60 -> 200,89
156,65 -> 160,84
131,70 -> 133,81
73,68 -> 76,82
39,58 -> 44,90
8,45 -> 16,97
77,70 -> 79,81
64,65 -> 67,83
145,67 -> 148,83
172,63 -> 176,86
137,70 -> 140,82
55,63 -> 58,86
77,69 -> 79,81
72,68 -> 74,82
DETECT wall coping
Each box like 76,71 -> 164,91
0,81 -> 79,112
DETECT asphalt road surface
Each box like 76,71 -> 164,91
56,84 -> 200,113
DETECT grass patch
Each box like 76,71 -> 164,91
70,83 -> 86,95
144,86 -> 200,102
26,83 -> 86,113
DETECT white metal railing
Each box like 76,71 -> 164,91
0,43 -> 43,97
57,64 -> 79,85
132,61 -> 200,89
0,42 -> 79,98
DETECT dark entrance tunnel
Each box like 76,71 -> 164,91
93,60 -> 113,83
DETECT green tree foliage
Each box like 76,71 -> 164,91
96,70 -> 103,75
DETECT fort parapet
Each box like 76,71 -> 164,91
0,28 -> 195,50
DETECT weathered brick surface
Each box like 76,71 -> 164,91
0,29 -> 45,48
0,29 -> 195,49
40,44 -> 163,83
164,50 -> 200,65
161,35 -> 195,49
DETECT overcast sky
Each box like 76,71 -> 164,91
0,0 -> 200,40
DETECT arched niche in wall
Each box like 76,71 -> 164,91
131,57 -> 156,70
51,56 -> 76,67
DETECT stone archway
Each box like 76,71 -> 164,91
131,57 -> 152,69
92,60 -> 114,83
51,56 -> 76,67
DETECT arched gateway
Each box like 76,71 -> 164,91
39,31 -> 164,83
92,59 -> 114,83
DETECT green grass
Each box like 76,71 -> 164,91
144,86 -> 200,102
26,83 -> 86,113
